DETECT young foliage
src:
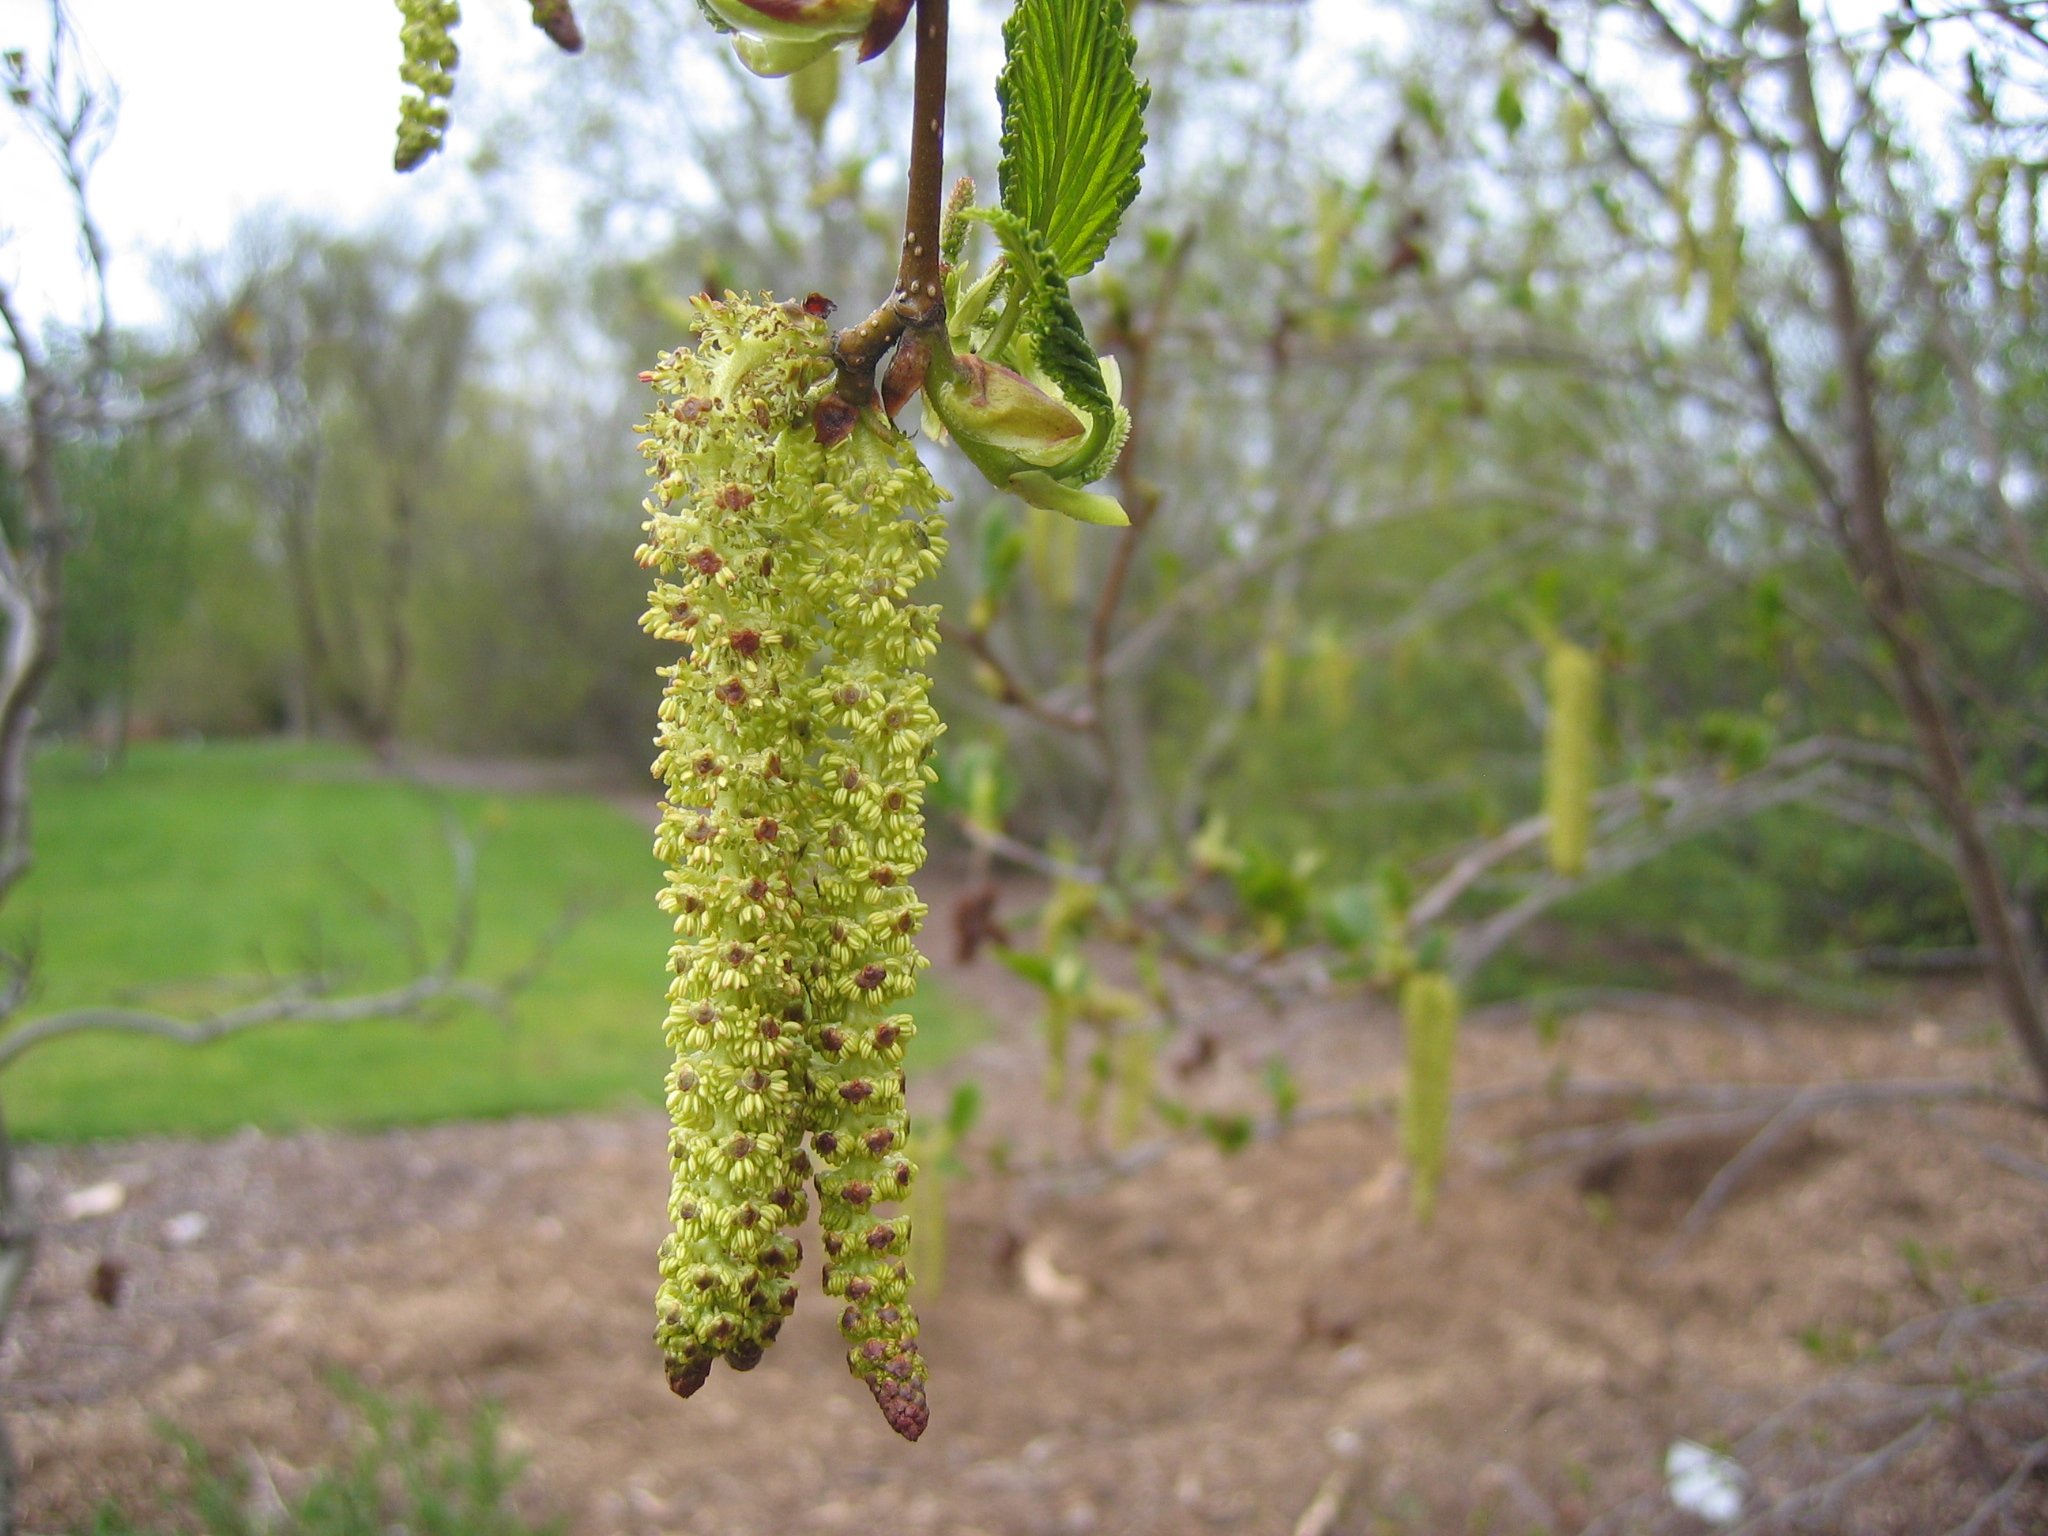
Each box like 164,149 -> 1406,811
924,207 -> 1133,525
996,0 -> 1150,279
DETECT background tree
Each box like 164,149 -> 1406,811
1477,0 -> 2048,1091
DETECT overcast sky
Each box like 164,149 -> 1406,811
1,0 -> 570,328
2,0 -> 1382,339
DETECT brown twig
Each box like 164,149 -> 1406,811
832,0 -> 950,401
1085,228 -> 1193,855
1512,1078 -> 2045,1177
940,619 -> 1096,733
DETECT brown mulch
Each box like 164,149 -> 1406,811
8,977 -> 2047,1536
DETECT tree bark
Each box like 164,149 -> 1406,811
1780,5 -> 2048,1097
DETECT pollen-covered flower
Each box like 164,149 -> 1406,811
638,292 -> 945,1437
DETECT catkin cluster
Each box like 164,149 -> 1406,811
1542,639 -> 1599,878
636,294 -> 946,1439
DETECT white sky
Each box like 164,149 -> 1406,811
0,0 -> 561,329
1,0 -> 1387,341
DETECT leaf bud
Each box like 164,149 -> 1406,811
700,0 -> 908,76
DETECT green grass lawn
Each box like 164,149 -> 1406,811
4,740 -> 983,1142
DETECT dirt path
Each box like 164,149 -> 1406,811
9,991 -> 2047,1535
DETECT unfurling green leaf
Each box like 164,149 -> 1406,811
930,208 -> 1133,522
997,0 -> 1150,278
965,207 -> 1115,423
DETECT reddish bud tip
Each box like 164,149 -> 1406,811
857,0 -> 914,62
530,0 -> 583,51
869,1373 -> 929,1440
814,393 -> 859,448
666,1355 -> 712,1398
881,332 -> 931,419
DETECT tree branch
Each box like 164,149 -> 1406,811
832,0 -> 950,399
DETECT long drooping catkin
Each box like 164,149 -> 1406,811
636,294 -> 945,1438
638,298 -> 832,1397
798,420 -> 946,1441
1400,969 -> 1460,1224
1542,639 -> 1599,878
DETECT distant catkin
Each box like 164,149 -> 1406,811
1257,637 -> 1290,728
1542,639 -> 1598,878
1025,503 -> 1079,609
394,0 -> 461,171
1399,970 -> 1460,1224
1111,1028 -> 1158,1148
636,294 -> 946,1438
1307,621 -> 1356,728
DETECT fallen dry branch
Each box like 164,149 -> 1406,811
1576,1288 -> 2048,1536
1024,1073 -> 2045,1210
1510,1078 -> 2044,1170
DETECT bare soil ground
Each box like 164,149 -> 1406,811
9,932 -> 2048,1535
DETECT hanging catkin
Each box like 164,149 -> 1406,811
1542,639 -> 1598,878
796,371 -> 946,1441
394,0 -> 461,171
636,294 -> 945,1438
1399,969 -> 1460,1224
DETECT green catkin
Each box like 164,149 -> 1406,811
1042,994 -> 1073,1104
1705,126 -> 1742,338
798,373 -> 946,1443
636,294 -> 946,1439
1399,969 -> 1460,1224
638,297 -> 826,1400
1307,621 -> 1356,728
1542,639 -> 1598,878
1110,1028 -> 1158,1148
788,50 -> 840,142
1024,502 -> 1079,608
1256,637 -> 1290,728
394,0 -> 461,172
